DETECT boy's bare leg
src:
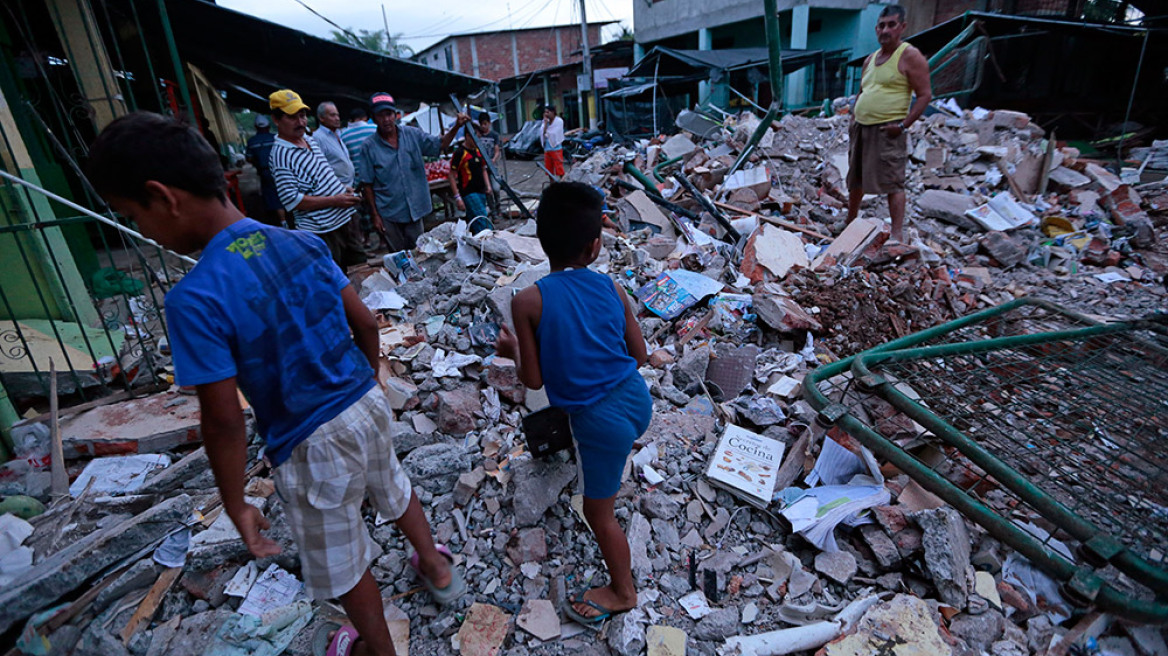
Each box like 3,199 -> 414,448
339,569 -> 394,656
574,496 -> 637,617
394,491 -> 453,588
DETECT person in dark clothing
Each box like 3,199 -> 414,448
245,115 -> 286,226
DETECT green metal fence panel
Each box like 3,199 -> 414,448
804,299 -> 1168,623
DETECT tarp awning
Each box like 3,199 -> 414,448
624,46 -> 825,79
157,0 -> 489,112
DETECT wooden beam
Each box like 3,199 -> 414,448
119,567 -> 183,644
49,360 -> 68,503
712,201 -> 831,241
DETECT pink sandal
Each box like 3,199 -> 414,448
408,544 -> 467,605
313,622 -> 360,656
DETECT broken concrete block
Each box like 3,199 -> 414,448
435,387 -> 482,436
727,187 -> 761,212
506,527 -> 547,564
486,357 -> 526,404
814,550 -> 857,585
383,377 -> 419,411
916,507 -> 973,609
1085,163 -> 1121,192
606,607 -> 648,656
949,609 -> 1006,653
741,224 -> 808,281
723,164 -> 771,200
661,133 -> 697,160
1047,166 -> 1090,191
992,109 -> 1030,130
620,190 -> 677,238
752,289 -> 822,333
812,217 -> 885,269
511,458 -> 576,526
672,344 -> 711,396
60,393 -> 201,458
401,443 -> 470,495
0,494 -> 193,634
628,512 -> 653,579
516,599 -> 560,642
859,524 -> 902,570
824,594 -> 951,656
646,624 -> 687,656
917,189 -> 978,231
979,231 -> 1028,268
457,603 -> 511,656
453,467 -> 486,506
695,607 -> 740,641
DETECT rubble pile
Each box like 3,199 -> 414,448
1,101 -> 1166,656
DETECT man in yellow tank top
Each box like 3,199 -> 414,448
847,5 -> 932,242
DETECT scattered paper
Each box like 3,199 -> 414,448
679,590 -> 714,619
431,348 -> 482,378
237,564 -> 306,618
363,290 -> 407,311
965,192 -> 1037,231
225,561 -> 260,598
637,270 -> 725,320
69,454 -> 171,496
780,484 -> 891,552
1093,271 -> 1130,284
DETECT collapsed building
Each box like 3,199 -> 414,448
1,94 -> 1166,656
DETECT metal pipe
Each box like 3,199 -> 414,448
927,21 -> 979,68
728,0 -> 783,176
652,155 -> 684,182
0,169 -> 197,265
1116,29 -> 1149,166
155,0 -> 194,115
671,171 -> 741,242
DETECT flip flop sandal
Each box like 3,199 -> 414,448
408,544 -> 467,606
563,597 -> 615,630
313,621 -> 361,656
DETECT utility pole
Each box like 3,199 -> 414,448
578,0 -> 597,130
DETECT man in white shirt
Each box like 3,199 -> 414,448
314,102 -> 355,186
541,104 -> 565,178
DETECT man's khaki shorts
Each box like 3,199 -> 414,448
847,120 -> 908,195
273,387 -> 412,600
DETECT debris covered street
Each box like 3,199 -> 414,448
2,95 -> 1167,656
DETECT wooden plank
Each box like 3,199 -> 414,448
49,360 -> 68,503
997,159 -> 1029,203
713,201 -> 831,241
811,217 -> 882,269
119,567 -> 183,644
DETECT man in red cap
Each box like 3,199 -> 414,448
356,92 -> 468,252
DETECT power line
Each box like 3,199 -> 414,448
287,0 -> 362,44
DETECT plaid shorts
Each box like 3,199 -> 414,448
273,387 -> 413,600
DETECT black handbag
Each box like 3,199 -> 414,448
521,406 -> 574,458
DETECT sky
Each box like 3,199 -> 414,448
217,0 -> 634,54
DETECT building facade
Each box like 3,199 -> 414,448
415,23 -> 611,83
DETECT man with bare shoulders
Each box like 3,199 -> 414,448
846,4 -> 931,242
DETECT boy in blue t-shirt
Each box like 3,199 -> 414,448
496,182 -> 651,626
88,112 -> 462,656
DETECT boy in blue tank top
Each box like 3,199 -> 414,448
88,112 -> 463,656
496,182 -> 651,625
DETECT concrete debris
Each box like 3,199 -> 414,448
3,99 -> 1166,656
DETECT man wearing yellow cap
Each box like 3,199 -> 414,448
846,5 -> 931,243
267,89 -> 365,267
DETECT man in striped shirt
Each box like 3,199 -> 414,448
268,89 -> 365,268
341,107 -> 378,171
